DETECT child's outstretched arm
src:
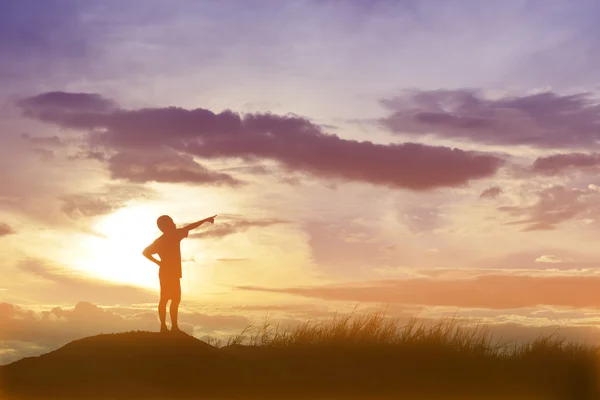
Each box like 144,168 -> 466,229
181,215 -> 217,232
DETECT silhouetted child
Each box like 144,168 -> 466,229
143,214 -> 216,333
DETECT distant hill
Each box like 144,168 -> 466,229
0,330 -> 597,399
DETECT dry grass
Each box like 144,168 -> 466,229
207,309 -> 598,360
199,309 -> 600,399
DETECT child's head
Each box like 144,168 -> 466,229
157,215 -> 176,233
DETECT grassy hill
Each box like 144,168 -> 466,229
1,312 -> 598,399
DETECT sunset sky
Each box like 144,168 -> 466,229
4,0 -> 600,364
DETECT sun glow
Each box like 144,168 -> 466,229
62,187 -> 236,292
74,205 -> 165,289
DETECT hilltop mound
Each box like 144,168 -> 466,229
1,331 -> 225,399
43,330 -> 218,358
1,329 -> 597,399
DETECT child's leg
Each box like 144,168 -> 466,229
169,279 -> 182,331
158,298 -> 169,330
158,277 -> 170,331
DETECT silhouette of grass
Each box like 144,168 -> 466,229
219,310 -> 503,351
1,310 -> 598,399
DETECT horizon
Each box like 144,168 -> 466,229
3,0 -> 600,365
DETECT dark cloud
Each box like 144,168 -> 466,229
20,134 -> 63,147
226,163 -> 308,186
531,153 -> 600,176
218,164 -> 275,177
107,151 -> 242,186
19,91 -> 505,191
69,149 -> 107,162
498,185 -> 600,231
19,91 -> 117,114
239,273 -> 600,309
380,89 -> 600,149
60,183 -> 157,219
0,223 -> 15,236
184,130 -> 503,191
189,216 -> 287,240
17,259 -> 156,305
480,186 -> 502,199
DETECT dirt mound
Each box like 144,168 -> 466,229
0,331 -> 225,399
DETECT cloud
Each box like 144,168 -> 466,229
18,91 -> 116,114
498,185 -> 600,231
31,148 -> 55,161
379,89 -> 600,149
0,302 -> 153,352
234,303 -> 335,319
2,299 -> 600,366
0,301 -> 250,365
302,218 -> 402,275
59,183 -> 158,219
535,255 -> 562,264
60,195 -> 117,219
20,134 -> 63,147
480,186 -> 502,199
17,259 -> 156,305
475,250 -> 599,272
400,204 -> 446,234
20,134 -> 65,161
0,301 -> 157,365
106,151 -> 242,186
0,223 -> 15,237
19,91 -> 505,191
238,273 -> 600,309
189,216 -> 287,240
181,312 -> 250,331
531,153 -> 600,176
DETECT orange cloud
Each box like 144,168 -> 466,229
239,274 -> 600,309
0,223 -> 15,237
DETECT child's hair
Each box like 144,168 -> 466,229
157,215 -> 174,233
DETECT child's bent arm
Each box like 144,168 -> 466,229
142,247 -> 162,267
